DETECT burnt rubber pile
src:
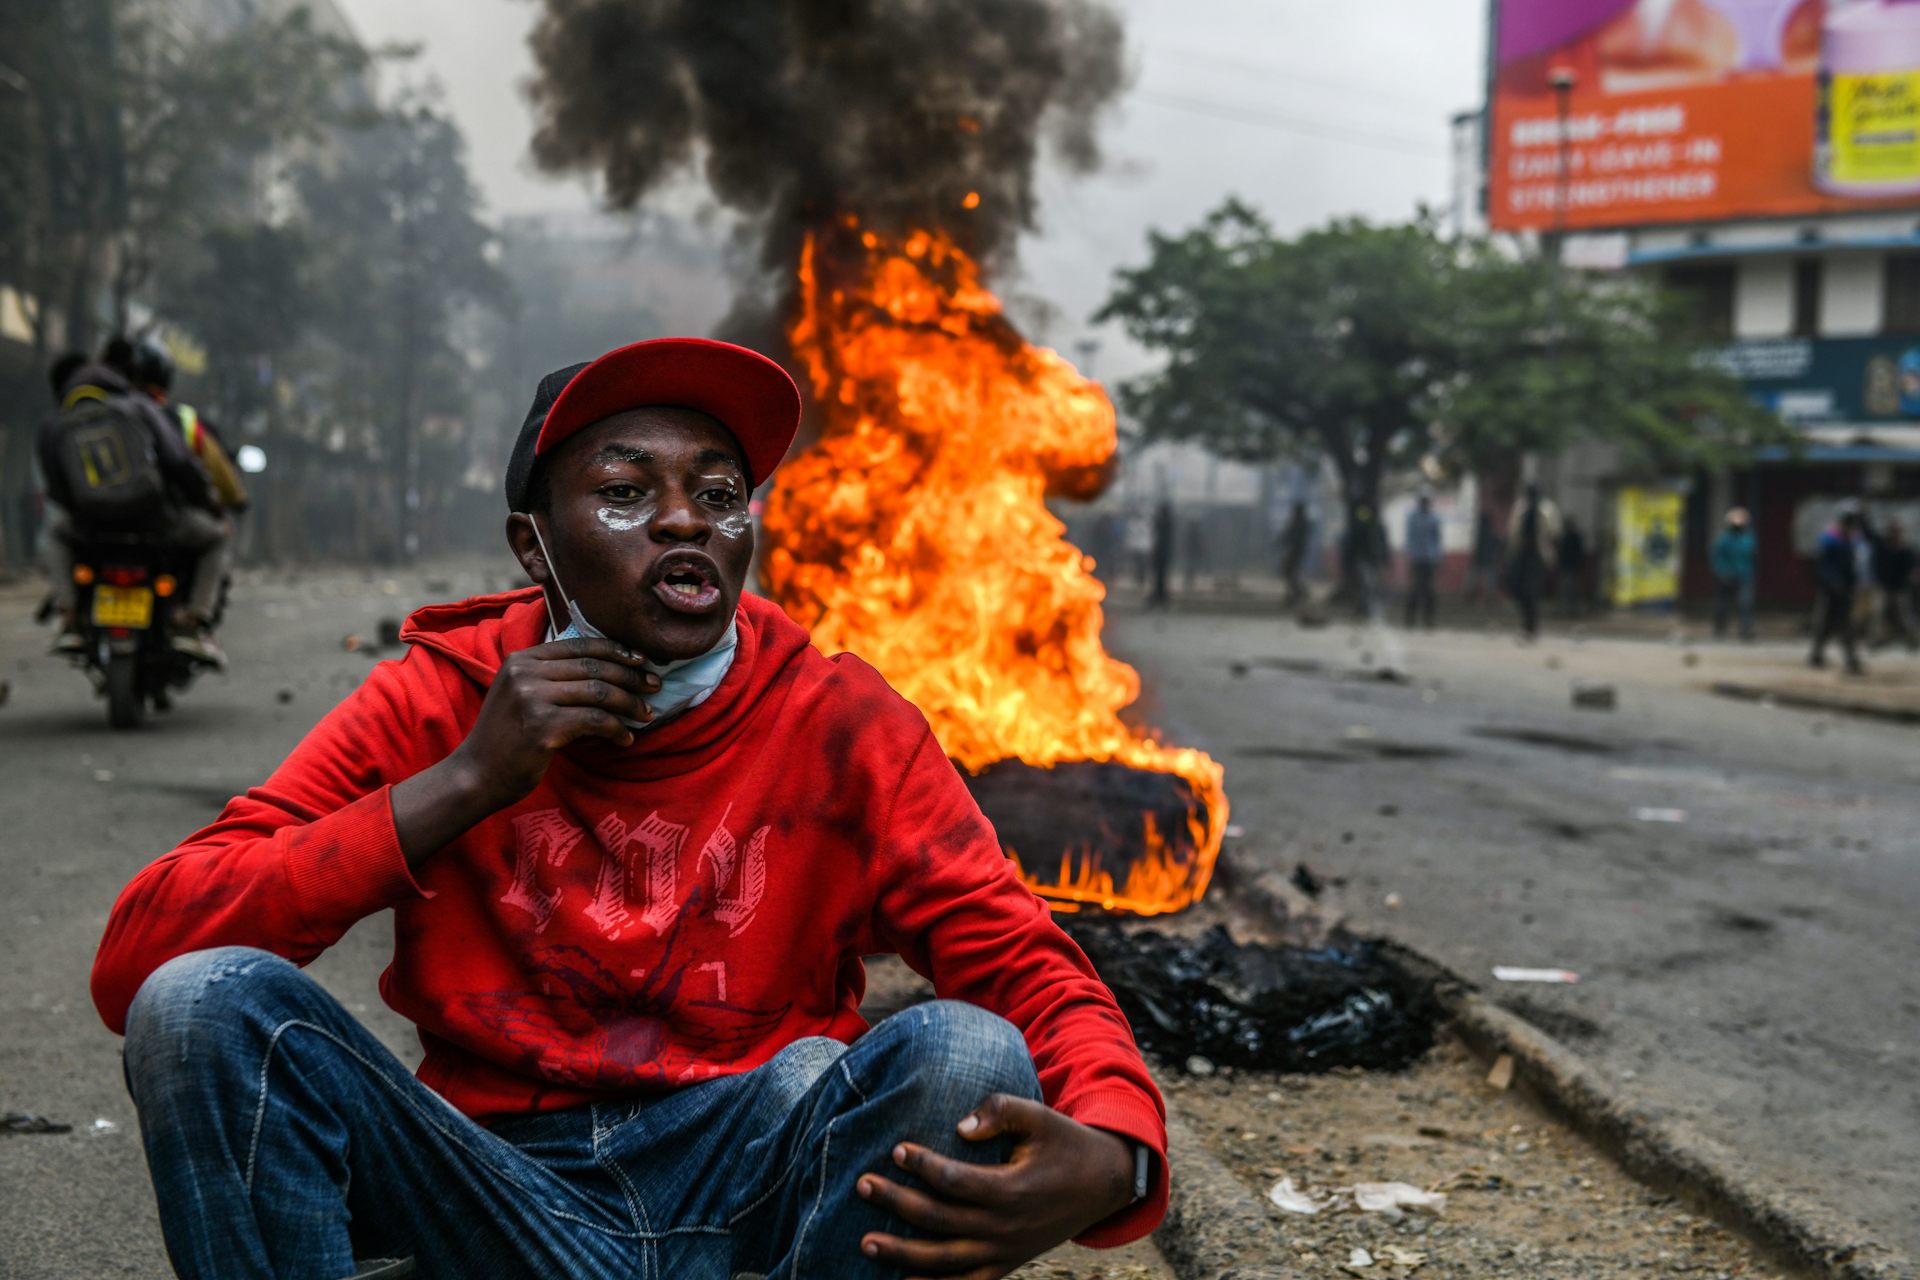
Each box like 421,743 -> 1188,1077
1067,922 -> 1441,1074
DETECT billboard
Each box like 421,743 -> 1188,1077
1613,486 -> 1685,607
1489,1 -> 1920,231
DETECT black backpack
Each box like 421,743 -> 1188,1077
51,385 -> 169,529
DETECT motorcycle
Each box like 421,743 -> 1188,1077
64,535 -> 222,728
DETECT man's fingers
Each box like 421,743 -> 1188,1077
956,1093 -> 1045,1144
891,1143 -> 1016,1206
538,656 -> 663,694
545,706 -> 635,749
857,1174 -> 997,1238
542,676 -> 655,723
524,635 -> 646,665
858,1229 -> 999,1276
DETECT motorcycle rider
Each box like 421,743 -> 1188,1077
38,346 -> 229,667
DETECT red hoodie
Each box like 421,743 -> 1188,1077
91,588 -> 1167,1245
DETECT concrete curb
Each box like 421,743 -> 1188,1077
1381,941 -> 1915,1280
1153,1111 -> 1295,1280
1195,865 -> 1911,1279
1708,679 -> 1920,726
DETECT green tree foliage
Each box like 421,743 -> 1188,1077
1096,200 -> 1789,524
291,96 -> 507,558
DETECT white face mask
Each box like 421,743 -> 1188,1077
528,516 -> 737,728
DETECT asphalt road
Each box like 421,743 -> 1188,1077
1101,598 -> 1920,1266
2,564 -> 1914,1273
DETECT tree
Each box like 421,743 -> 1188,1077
293,95 -> 506,560
1096,200 -> 1788,572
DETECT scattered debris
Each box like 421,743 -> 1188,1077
1491,966 -> 1580,984
90,1117 -> 119,1135
1344,725 -> 1376,741
1185,1054 -> 1217,1078
1268,1176 -> 1328,1215
1224,824 -> 1245,839
1291,864 -> 1325,897
1632,807 -> 1687,824
1377,804 -> 1399,817
1351,1181 -> 1447,1218
1229,661 -> 1250,677
1682,650 -> 1701,667
1383,892 -> 1403,910
1348,1246 -> 1374,1269
341,634 -> 369,652
92,769 -> 113,783
0,678 -> 10,707
2,1112 -> 71,1135
376,617 -> 403,647
1375,1245 -> 1428,1269
1486,1053 -> 1516,1090
1571,681 -> 1617,710
276,689 -> 295,705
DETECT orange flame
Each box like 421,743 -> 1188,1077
762,220 -> 1227,915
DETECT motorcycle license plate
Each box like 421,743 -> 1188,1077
91,585 -> 154,629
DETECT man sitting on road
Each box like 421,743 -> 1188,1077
91,338 -> 1167,1280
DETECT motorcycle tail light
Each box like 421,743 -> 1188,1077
102,566 -> 148,587
154,575 -> 177,597
72,564 -> 95,585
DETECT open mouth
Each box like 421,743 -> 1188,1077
652,556 -> 724,614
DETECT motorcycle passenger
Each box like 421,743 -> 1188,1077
110,335 -> 251,521
37,349 -> 229,668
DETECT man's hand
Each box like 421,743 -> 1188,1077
391,637 -> 659,867
450,636 -> 659,805
854,1094 -> 1141,1280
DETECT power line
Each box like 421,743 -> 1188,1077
1130,88 -> 1449,158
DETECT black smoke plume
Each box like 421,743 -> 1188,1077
525,0 -> 1126,273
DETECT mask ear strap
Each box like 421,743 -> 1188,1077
528,515 -> 569,635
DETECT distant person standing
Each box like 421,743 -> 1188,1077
1870,518 -> 1917,652
1557,517 -> 1589,618
1467,508 -> 1503,606
1710,507 -> 1758,641
1342,504 -> 1388,618
1403,492 -> 1443,630
1277,500 -> 1310,610
1148,497 -> 1174,609
1124,510 -> 1153,589
1810,505 -> 1866,674
1182,517 -> 1207,593
1506,483 -> 1561,639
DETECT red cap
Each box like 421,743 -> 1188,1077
506,337 -> 802,509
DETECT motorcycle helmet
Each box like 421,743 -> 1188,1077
133,337 -> 175,393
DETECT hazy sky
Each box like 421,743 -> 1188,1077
333,0 -> 1488,370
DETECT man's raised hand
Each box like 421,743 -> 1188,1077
392,637 -> 659,867
854,1094 -> 1141,1280
450,637 -> 659,806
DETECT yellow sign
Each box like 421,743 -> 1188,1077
1614,488 -> 1683,608
91,585 -> 154,629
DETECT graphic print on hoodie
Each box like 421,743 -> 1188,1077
90,587 -> 1169,1246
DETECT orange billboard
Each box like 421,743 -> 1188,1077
1489,0 -> 1920,231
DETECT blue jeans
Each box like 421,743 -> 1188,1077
122,948 -> 1042,1279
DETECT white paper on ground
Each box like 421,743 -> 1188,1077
1492,965 -> 1581,984
1351,1181 -> 1448,1217
1267,1176 -> 1328,1215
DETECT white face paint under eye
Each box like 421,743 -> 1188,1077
596,504 -> 652,532
713,508 -> 752,539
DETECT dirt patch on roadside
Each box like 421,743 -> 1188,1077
1168,1036 -> 1780,1279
